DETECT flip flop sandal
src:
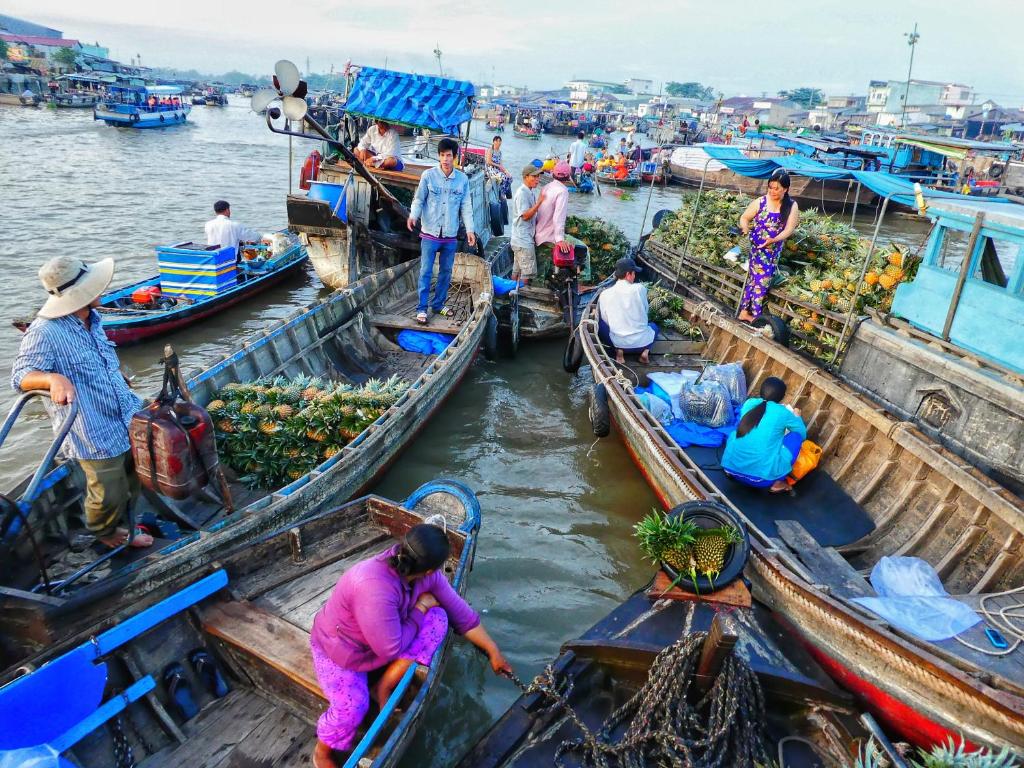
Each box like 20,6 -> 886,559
163,662 -> 199,720
189,648 -> 230,698
437,306 -> 454,317
415,312 -> 428,324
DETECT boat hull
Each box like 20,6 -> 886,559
94,103 -> 192,128
578,296 -> 1024,752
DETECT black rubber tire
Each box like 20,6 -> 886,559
489,201 -> 503,237
562,331 -> 584,374
499,196 -> 509,225
652,209 -> 673,229
752,314 -> 790,347
589,383 -> 610,437
497,305 -> 520,357
662,501 -> 751,594
160,115 -> 165,122
989,163 -> 1005,179
483,313 -> 499,361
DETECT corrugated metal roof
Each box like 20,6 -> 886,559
0,32 -> 79,47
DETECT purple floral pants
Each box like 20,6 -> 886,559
310,607 -> 449,750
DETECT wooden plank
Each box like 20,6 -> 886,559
776,520 -> 874,600
646,571 -> 752,608
199,601 -> 322,699
369,312 -> 462,334
694,616 -> 737,695
212,707 -> 313,768
142,689 -> 272,768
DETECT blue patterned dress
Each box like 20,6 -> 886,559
741,196 -> 785,318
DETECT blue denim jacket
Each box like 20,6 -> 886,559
409,166 -> 475,239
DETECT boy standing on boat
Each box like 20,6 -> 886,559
355,119 -> 403,171
510,164 -> 546,284
12,256 -> 153,550
407,137 -> 476,324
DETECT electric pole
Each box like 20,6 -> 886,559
900,22 -> 920,130
433,44 -> 443,77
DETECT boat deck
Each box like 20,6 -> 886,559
141,689 -> 314,768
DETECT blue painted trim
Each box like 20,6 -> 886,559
342,664 -> 417,768
114,532 -> 202,577
403,478 -> 482,535
49,676 -> 155,753
94,570 -> 227,656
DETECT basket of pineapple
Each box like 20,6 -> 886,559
634,500 -> 750,594
206,374 -> 409,489
565,215 -> 631,280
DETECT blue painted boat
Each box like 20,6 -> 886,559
0,254 -> 494,672
94,85 -> 192,129
0,480 -> 482,768
96,233 -> 308,345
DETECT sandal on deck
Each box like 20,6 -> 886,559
437,306 -> 454,317
190,648 -> 230,698
163,662 -> 199,720
415,311 -> 428,324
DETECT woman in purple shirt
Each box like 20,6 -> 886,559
310,524 -> 511,767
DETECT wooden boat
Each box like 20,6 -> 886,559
458,580 -> 867,767
578,282 -> 1024,751
0,254 -> 494,672
0,480 -> 481,768
596,167 -> 641,187
513,125 -> 541,140
13,233 -> 309,345
279,66 -> 508,290
95,86 -> 191,129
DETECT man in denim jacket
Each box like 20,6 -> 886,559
406,137 -> 476,324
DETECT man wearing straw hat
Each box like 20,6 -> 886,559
12,256 -> 153,550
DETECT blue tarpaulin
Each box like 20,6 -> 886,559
396,329 -> 454,356
699,145 -> 1013,208
345,67 -> 475,135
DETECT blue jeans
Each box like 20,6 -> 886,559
598,319 -> 659,354
418,238 -> 458,313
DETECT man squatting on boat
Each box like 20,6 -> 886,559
12,256 -> 154,550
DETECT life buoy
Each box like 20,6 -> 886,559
159,115 -> 165,122
989,162 -> 1005,179
299,150 -> 322,191
130,113 -> 140,123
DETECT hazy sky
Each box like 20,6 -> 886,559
7,0 -> 1024,103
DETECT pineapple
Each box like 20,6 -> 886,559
206,399 -> 226,414
306,428 -> 328,442
240,401 -> 258,415
633,510 -> 699,569
322,445 -> 343,460
887,249 -> 904,267
274,404 -> 295,419
287,468 -> 305,481
255,404 -> 274,418
834,296 -> 853,313
216,418 -> 236,434
692,526 -> 742,584
819,278 -> 834,291
864,271 -> 880,286
878,273 -> 899,291
883,264 -> 905,280
286,446 -> 302,459
301,386 -> 321,402
258,420 -> 281,435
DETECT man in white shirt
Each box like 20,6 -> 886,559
566,131 -> 588,184
597,257 -> 657,364
355,119 -> 403,170
204,201 -> 262,256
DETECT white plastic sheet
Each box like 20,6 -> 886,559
647,371 -> 699,420
852,556 -> 982,642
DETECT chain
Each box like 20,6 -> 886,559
505,631 -> 770,768
110,715 -> 136,768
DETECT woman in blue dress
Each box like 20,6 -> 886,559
738,169 -> 800,322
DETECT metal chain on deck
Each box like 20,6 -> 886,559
110,716 -> 136,768
504,631 -> 770,768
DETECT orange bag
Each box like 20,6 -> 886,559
787,440 -> 822,485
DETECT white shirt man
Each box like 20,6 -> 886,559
598,258 -> 656,363
205,201 -> 261,253
567,134 -> 588,170
356,120 -> 403,170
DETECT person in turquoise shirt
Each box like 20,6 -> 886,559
721,377 -> 806,493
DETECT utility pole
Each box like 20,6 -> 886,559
900,22 -> 920,130
433,44 -> 443,77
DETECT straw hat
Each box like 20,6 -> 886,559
37,256 -> 114,319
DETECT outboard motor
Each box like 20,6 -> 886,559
129,350 -> 222,502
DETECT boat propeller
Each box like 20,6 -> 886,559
251,60 -> 309,121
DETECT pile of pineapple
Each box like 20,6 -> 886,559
206,375 -> 409,489
565,215 -> 631,279
634,510 -> 742,591
650,190 -> 920,361
646,284 -> 704,340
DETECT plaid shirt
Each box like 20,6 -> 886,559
11,311 -> 142,461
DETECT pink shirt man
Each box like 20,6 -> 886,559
534,177 -> 568,245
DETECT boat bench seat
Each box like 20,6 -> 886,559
776,520 -> 874,601
199,600 -> 323,700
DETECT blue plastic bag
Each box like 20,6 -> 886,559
396,330 -> 454,356
492,276 -> 518,296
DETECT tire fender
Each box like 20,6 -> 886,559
488,201 -> 503,237
751,314 -> 790,347
589,383 -> 610,437
483,313 -> 499,361
563,330 -> 584,373
662,501 -> 751,594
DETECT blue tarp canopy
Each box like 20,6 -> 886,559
344,66 -> 475,135
699,145 -> 1013,208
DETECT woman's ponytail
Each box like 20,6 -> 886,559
388,524 -> 451,577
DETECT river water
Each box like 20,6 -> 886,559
0,100 -> 929,765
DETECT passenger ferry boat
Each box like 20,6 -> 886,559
94,85 -> 191,129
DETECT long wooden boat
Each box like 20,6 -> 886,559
578,288 -> 1024,751
0,480 -> 481,768
0,254 -> 493,672
458,581 -> 866,767
13,234 -> 309,345
512,126 -> 541,140
596,167 -> 641,187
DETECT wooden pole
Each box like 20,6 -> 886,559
941,213 -> 985,340
694,615 -> 737,696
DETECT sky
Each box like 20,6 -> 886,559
7,0 -> 1024,103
